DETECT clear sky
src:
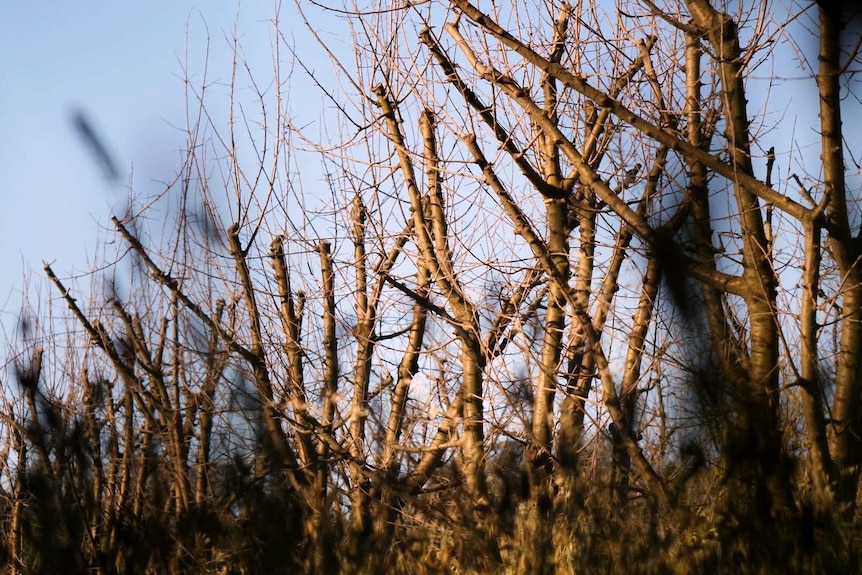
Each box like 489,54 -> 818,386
0,1 -> 854,344
0,1 -> 324,335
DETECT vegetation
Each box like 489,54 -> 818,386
2,1 -> 862,573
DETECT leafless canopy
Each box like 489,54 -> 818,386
3,1 -> 862,573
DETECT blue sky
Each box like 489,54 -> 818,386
0,1 -> 853,342
0,1 -> 318,332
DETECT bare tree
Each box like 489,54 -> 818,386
3,1 -> 862,573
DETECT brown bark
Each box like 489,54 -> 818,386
687,0 -> 795,518
374,88 -> 490,509
815,2 -> 862,517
